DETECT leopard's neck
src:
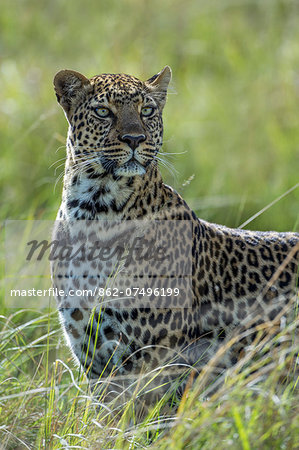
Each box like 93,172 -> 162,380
59,159 -> 168,220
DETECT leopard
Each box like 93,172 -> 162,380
51,66 -> 299,411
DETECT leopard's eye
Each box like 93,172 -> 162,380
95,107 -> 110,118
141,106 -> 155,117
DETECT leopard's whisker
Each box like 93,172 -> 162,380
54,169 -> 66,193
159,150 -> 188,157
155,155 -> 178,178
55,144 -> 67,154
49,157 -> 67,170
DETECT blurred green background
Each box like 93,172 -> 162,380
1,0 -> 298,230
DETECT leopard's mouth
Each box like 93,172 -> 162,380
114,158 -> 146,177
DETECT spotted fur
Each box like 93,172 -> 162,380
51,67 -> 299,404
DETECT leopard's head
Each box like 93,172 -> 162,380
54,67 -> 171,177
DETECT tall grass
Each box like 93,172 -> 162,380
0,0 -> 298,448
0,301 -> 298,448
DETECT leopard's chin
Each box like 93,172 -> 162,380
114,160 -> 146,177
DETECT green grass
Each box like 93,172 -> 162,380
0,305 -> 298,448
0,0 -> 299,448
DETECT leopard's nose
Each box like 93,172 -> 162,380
119,134 -> 146,150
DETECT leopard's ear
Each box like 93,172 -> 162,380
53,69 -> 92,118
145,66 -> 172,107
